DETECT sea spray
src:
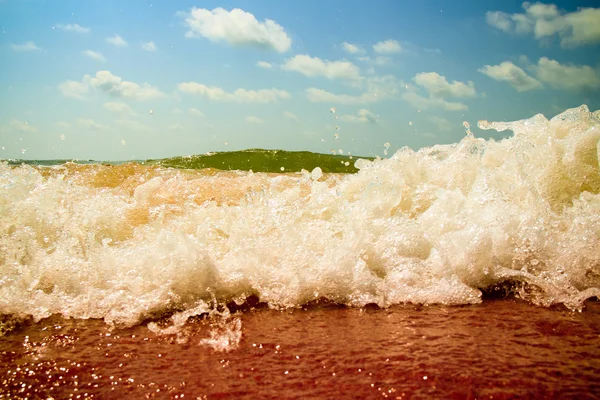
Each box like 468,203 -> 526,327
1,105 -> 599,336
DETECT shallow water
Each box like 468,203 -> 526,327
1,299 -> 599,399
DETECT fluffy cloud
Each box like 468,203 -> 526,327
478,61 -> 542,92
77,118 -> 110,130
486,3 -> 600,47
533,57 -> 600,90
82,50 -> 105,62
11,41 -> 41,52
178,82 -> 290,103
282,55 -> 361,80
342,42 -> 364,54
58,80 -> 89,100
256,61 -> 272,69
141,41 -> 157,51
245,116 -> 264,124
9,119 -> 38,133
373,39 -> 402,54
340,109 -> 377,124
413,72 -> 476,98
103,101 -> 136,115
188,108 -> 205,117
106,35 -> 128,47
59,71 -> 164,101
305,75 -> 401,104
305,88 -> 380,104
180,7 -> 291,52
56,23 -> 90,33
284,111 -> 298,120
402,91 -> 468,112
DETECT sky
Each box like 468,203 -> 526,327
0,0 -> 599,160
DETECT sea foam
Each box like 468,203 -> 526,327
1,105 -> 599,331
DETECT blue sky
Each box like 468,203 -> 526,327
0,0 -> 599,160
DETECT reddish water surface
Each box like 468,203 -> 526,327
1,299 -> 600,399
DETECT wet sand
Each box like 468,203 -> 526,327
1,299 -> 600,399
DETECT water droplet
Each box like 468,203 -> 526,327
338,149 -> 343,154
280,167 -> 285,171
60,134 -> 66,141
334,133 -> 339,139
409,121 -> 413,126
121,139 -> 126,146
330,107 -> 336,114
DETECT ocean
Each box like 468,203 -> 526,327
1,105 -> 600,398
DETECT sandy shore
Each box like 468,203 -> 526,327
1,299 -> 599,399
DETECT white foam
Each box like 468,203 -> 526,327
1,105 -> 599,332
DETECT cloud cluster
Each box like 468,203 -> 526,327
486,3 -> 600,47
178,82 -> 290,103
340,109 -> 377,124
11,41 -> 41,52
373,39 -> 402,54
282,55 -> 361,80
82,50 -> 105,62
181,7 -> 291,53
56,23 -> 90,34
402,72 -> 476,111
141,41 -> 157,52
479,58 -> 600,92
478,61 -> 542,92
59,71 -> 165,101
106,35 -> 128,47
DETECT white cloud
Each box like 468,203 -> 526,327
178,82 -> 290,103
284,111 -> 298,120
188,108 -> 205,117
486,3 -> 600,47
58,80 -> 89,100
172,108 -> 183,115
82,50 -> 105,62
305,74 -> 402,104
59,71 -> 164,101
91,71 -> 164,100
413,72 -> 476,98
402,91 -> 468,112
9,119 -> 38,133
340,109 -> 377,124
103,101 -> 136,115
141,41 -> 157,52
56,23 -> 90,33
533,57 -> 600,91
180,7 -> 291,52
282,55 -> 361,80
77,118 -> 110,130
11,41 -> 41,52
305,88 -> 380,104
430,116 -> 455,132
373,39 -> 402,54
106,35 -> 128,47
256,61 -> 272,69
478,61 -> 542,92
56,121 -> 71,128
245,116 -> 263,124
116,119 -> 150,132
342,42 -> 364,54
